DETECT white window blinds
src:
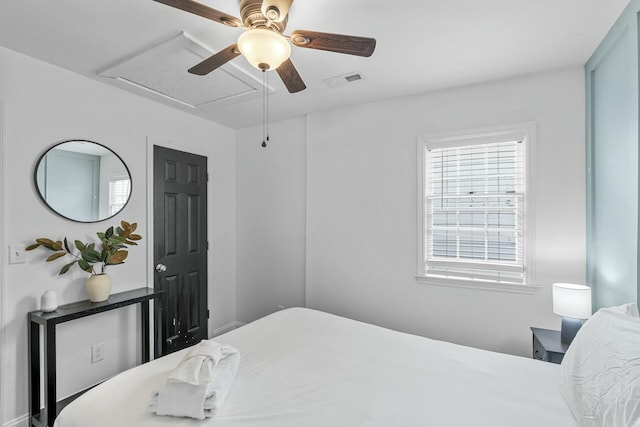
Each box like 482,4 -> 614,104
109,178 -> 130,215
424,139 -> 526,284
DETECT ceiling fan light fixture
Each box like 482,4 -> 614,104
264,6 -> 280,21
237,29 -> 291,71
260,0 -> 293,23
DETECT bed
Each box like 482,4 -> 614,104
53,306 -> 640,427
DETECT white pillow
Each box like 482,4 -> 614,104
607,302 -> 640,317
559,304 -> 640,427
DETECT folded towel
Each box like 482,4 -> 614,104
148,341 -> 240,420
168,339 -> 225,385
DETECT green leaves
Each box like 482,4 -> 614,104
26,220 -> 142,276
59,261 -> 77,275
78,259 -> 94,273
81,249 -> 102,263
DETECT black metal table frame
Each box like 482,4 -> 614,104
28,287 -> 163,427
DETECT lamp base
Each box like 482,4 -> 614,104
560,317 -> 583,345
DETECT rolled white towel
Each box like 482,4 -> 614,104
149,341 -> 240,420
168,339 -> 225,385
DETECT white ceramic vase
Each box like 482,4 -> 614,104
85,274 -> 112,302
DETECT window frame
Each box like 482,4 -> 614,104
416,123 -> 539,294
108,175 -> 131,216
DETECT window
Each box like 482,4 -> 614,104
417,123 -> 536,292
109,177 -> 130,215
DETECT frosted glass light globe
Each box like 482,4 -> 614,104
238,29 -> 291,71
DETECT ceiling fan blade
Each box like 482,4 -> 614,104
276,59 -> 306,93
188,44 -> 241,75
153,0 -> 242,27
290,30 -> 376,57
261,0 -> 294,22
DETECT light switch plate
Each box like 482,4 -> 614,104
8,244 -> 26,264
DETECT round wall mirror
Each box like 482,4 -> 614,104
34,140 -> 132,222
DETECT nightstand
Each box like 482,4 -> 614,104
530,327 -> 569,364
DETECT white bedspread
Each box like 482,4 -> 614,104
54,308 -> 576,427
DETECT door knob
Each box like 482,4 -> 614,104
155,263 -> 167,272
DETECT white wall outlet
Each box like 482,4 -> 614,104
91,343 -> 105,363
8,244 -> 26,264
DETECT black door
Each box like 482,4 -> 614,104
153,145 -> 208,357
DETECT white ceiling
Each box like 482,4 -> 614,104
0,0 -> 630,129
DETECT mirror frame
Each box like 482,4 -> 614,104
34,139 -> 133,223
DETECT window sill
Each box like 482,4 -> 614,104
415,275 -> 540,294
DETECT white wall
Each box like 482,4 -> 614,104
235,118 -> 307,323
305,67 -> 586,357
0,46 -> 236,425
233,67 -> 586,357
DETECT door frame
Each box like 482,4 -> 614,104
145,135 -> 210,357
0,100 -> 5,418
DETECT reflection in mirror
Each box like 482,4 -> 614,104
35,140 -> 132,222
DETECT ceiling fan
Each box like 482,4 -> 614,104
152,0 -> 377,93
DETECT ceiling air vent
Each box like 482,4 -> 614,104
344,73 -> 363,83
324,72 -> 366,88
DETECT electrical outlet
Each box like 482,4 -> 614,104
91,343 -> 105,363
277,305 -> 285,311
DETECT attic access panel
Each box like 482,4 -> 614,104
99,31 -> 271,108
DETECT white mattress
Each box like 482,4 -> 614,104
54,308 -> 577,427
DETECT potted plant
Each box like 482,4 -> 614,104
27,220 -> 142,302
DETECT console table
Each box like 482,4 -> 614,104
28,287 -> 164,427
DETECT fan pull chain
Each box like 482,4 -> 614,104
261,71 -> 271,148
266,71 -> 270,144
262,70 -> 267,147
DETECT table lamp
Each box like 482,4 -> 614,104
552,283 -> 592,345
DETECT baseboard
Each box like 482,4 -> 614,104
213,321 -> 244,336
3,414 -> 29,427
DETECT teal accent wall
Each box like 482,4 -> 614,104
586,0 -> 640,309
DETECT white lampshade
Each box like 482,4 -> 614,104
237,29 -> 291,71
552,283 -> 592,319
